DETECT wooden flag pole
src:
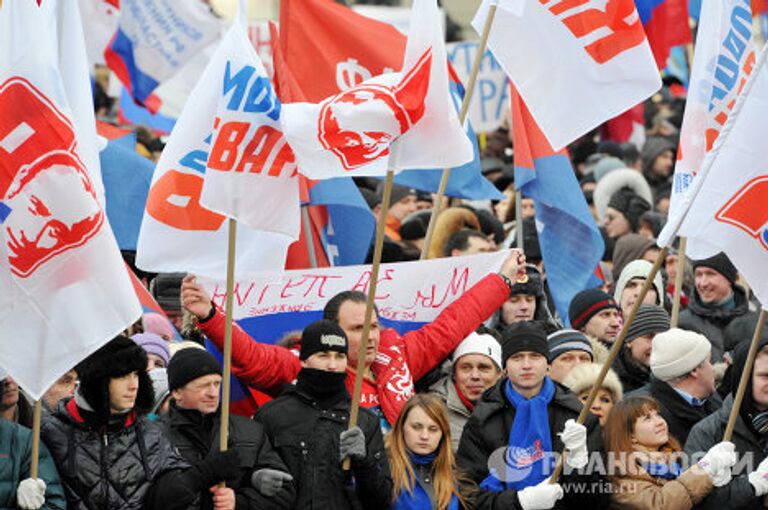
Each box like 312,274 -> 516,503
724,309 -> 767,441
344,170 -> 395,470
219,218 -> 237,462
301,205 -> 319,268
515,189 -> 524,250
670,237 -> 687,327
420,4 -> 498,260
29,400 -> 42,478
549,246 -> 669,482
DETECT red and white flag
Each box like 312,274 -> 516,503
281,0 -> 473,179
474,0 -> 661,150
0,0 -> 141,399
664,47 -> 768,306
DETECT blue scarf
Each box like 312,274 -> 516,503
393,452 -> 459,510
481,377 -> 556,492
643,461 -> 682,480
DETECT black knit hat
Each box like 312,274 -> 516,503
509,264 -> 544,297
569,288 -> 620,331
501,322 -> 549,365
607,187 -> 651,232
377,182 -> 416,209
692,252 -> 737,285
167,348 -> 221,391
300,320 -> 348,361
624,305 -> 670,344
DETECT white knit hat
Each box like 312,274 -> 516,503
452,332 -> 502,370
651,328 -> 712,381
613,259 -> 664,307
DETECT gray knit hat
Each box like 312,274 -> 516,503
547,329 -> 593,362
624,305 -> 670,344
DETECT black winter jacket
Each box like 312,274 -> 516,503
255,386 -> 392,510
456,378 -> 610,510
160,403 -> 295,509
41,398 -> 199,510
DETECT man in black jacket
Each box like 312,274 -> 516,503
161,348 -> 296,510
255,320 -> 392,510
457,322 -> 610,510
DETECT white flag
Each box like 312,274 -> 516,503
474,0 -> 661,150
0,0 -> 141,399
669,47 -> 768,306
281,0 -> 473,179
659,0 -> 757,256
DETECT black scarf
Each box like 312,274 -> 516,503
295,368 -> 349,409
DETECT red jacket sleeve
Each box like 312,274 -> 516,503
197,309 -> 301,397
401,273 -> 509,380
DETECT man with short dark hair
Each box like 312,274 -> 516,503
444,229 -> 494,257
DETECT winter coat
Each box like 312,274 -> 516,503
627,378 -> 721,445
429,376 -> 472,452
159,403 -> 295,509
609,453 -> 712,510
255,386 -> 392,510
684,394 -> 765,510
456,379 -> 610,510
678,286 -> 759,362
200,273 -> 511,425
0,419 -> 66,510
41,399 -> 196,510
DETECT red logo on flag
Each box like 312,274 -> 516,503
715,176 -> 768,250
317,48 -> 432,171
0,78 -> 103,278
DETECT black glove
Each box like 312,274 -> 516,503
192,449 -> 242,488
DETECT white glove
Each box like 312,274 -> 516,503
17,478 -> 45,510
558,419 -> 588,469
697,441 -> 736,487
517,479 -> 564,510
748,455 -> 768,496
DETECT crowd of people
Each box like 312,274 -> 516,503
2,80 -> 767,510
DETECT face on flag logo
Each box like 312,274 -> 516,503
318,49 -> 432,171
0,78 -> 103,278
715,176 -> 768,250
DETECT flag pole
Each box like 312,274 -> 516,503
515,189 -> 524,250
724,308 -> 767,441
301,205 -> 319,268
344,169 -> 395,470
549,246 -> 668,483
420,4 -> 498,260
29,400 -> 42,478
670,237 -> 687,327
219,218 -> 237,463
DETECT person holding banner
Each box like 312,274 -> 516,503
254,320 -> 392,510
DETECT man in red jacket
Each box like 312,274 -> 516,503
180,251 -> 524,427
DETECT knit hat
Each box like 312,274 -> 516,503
593,157 -> 626,182
569,289 -> 620,331
377,182 -> 417,209
141,312 -> 176,340
561,362 -> 623,402
131,333 -> 170,366
611,234 -> 657,280
692,252 -> 737,285
150,273 -> 185,312
452,332 -> 503,370
650,328 -> 712,381
501,322 -> 549,364
624,305 -> 670,344
299,320 -> 348,361
547,329 -> 593,362
509,264 -> 544,297
399,210 -> 431,241
607,187 -> 652,232
613,260 -> 664,307
167,348 -> 222,391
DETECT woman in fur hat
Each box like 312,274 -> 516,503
561,363 -> 622,426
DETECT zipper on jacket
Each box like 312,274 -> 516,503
101,433 -> 109,504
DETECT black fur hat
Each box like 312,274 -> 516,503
76,336 -> 154,419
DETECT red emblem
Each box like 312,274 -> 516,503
715,175 -> 768,251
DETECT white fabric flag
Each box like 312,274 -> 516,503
282,0 -> 473,179
668,47 -> 768,306
136,18 -> 299,279
658,0 -> 757,256
474,0 -> 661,150
0,0 -> 141,399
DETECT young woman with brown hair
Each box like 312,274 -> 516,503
387,394 -> 473,510
603,396 -> 735,509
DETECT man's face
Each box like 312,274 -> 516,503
505,352 -> 548,395
752,352 -> 768,411
694,358 -> 716,398
619,278 -> 658,316
172,374 -> 222,415
521,198 -> 535,219
548,351 -> 592,383
453,236 -> 494,257
108,372 -> 139,414
626,334 -> 654,368
336,300 -> 381,369
652,149 -> 675,177
301,351 -> 348,373
453,354 -> 501,402
388,195 -> 418,222
1,377 -> 20,411
501,294 -> 537,324
43,370 -> 77,411
164,310 -> 184,331
583,308 -> 622,345
694,267 -> 732,304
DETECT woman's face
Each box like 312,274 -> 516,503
632,408 -> 669,450
577,388 -> 614,426
403,406 -> 443,456
604,207 -> 631,238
